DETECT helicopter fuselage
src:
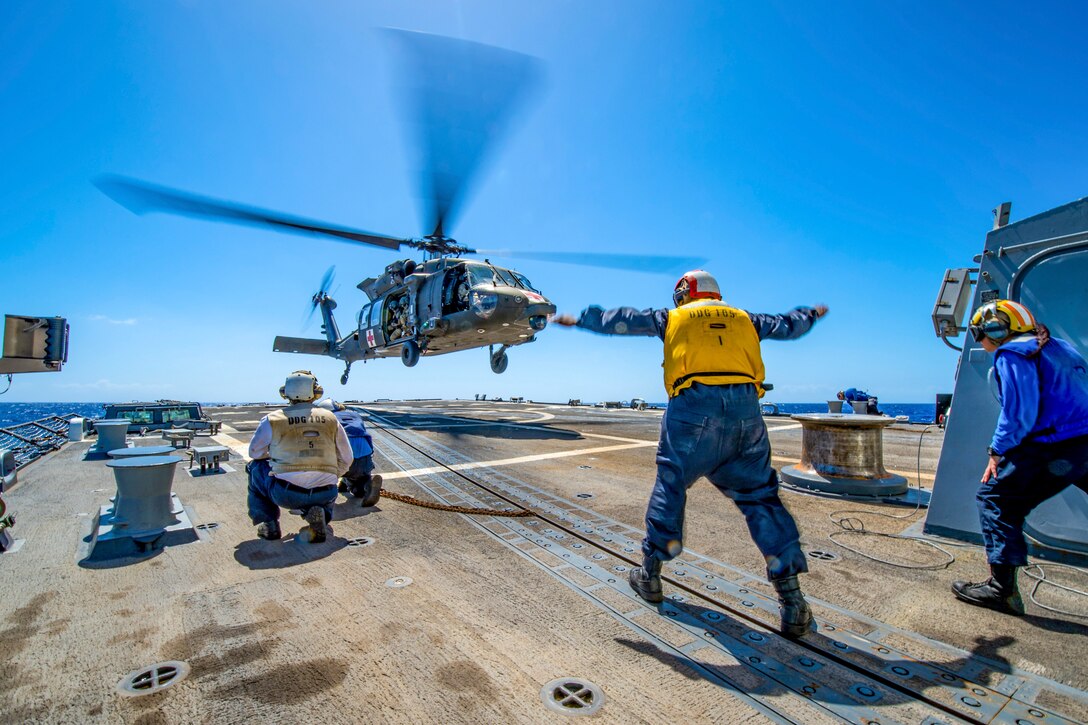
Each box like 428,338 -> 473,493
273,257 -> 555,377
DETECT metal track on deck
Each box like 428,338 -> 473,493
364,408 -> 1085,725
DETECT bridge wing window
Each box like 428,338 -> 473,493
117,410 -> 153,425
162,408 -> 193,423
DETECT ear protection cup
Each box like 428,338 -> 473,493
282,370 -> 321,402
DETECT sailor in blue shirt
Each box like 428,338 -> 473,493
837,388 -> 880,415
317,399 -> 383,507
952,300 -> 1088,615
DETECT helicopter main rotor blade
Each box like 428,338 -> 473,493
95,175 -> 408,251
475,250 -> 709,275
385,30 -> 542,239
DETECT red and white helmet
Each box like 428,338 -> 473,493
673,270 -> 721,307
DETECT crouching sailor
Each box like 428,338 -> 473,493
316,398 -> 384,507
952,300 -> 1088,614
554,270 -> 829,637
247,371 -> 353,543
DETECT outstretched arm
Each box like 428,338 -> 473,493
748,305 -> 828,341
552,306 -> 669,340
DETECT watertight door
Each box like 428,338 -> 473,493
1015,243 -> 1088,554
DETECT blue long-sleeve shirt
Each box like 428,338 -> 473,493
842,388 -> 873,402
334,409 -> 374,458
990,335 -> 1088,454
575,305 -> 820,342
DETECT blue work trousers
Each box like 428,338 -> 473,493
343,455 -> 375,491
643,383 -> 808,580
247,459 -> 337,526
977,434 -> 1088,566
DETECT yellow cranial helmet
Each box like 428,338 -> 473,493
968,299 -> 1036,342
279,370 -> 324,403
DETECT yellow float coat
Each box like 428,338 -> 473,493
663,300 -> 765,397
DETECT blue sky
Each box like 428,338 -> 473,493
2,1 -> 1087,404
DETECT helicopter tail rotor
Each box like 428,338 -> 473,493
306,266 -> 337,327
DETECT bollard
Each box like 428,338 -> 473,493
780,414 -> 907,497
827,400 -> 844,414
105,456 -> 182,532
83,455 -> 202,562
91,419 -> 132,455
108,445 -> 179,459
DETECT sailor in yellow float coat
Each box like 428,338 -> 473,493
554,270 -> 828,637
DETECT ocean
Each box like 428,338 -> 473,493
760,402 -> 938,424
639,401 -> 938,424
0,402 -> 110,429
1,401 -> 942,429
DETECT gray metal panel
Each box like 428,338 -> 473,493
924,196 -> 1088,560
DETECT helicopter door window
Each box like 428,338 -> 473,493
369,302 -> 382,328
443,266 -> 470,314
385,295 -> 411,341
358,304 -> 370,331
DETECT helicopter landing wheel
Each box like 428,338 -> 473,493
490,351 -> 509,374
401,341 -> 420,367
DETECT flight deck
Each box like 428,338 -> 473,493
1,400 -> 1085,724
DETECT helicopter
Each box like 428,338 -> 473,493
95,31 -> 704,384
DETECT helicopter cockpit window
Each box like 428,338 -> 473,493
369,302 -> 383,328
512,271 -> 539,293
493,268 -> 519,288
467,264 -> 497,288
358,304 -> 370,330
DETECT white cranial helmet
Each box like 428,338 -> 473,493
280,370 -> 323,403
673,270 -> 722,307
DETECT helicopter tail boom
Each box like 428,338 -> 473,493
272,336 -> 331,356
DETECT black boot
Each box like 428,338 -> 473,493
360,474 -> 383,507
951,564 -> 1024,615
256,520 -> 281,541
772,575 -> 814,638
629,557 -> 664,603
303,507 -> 327,544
